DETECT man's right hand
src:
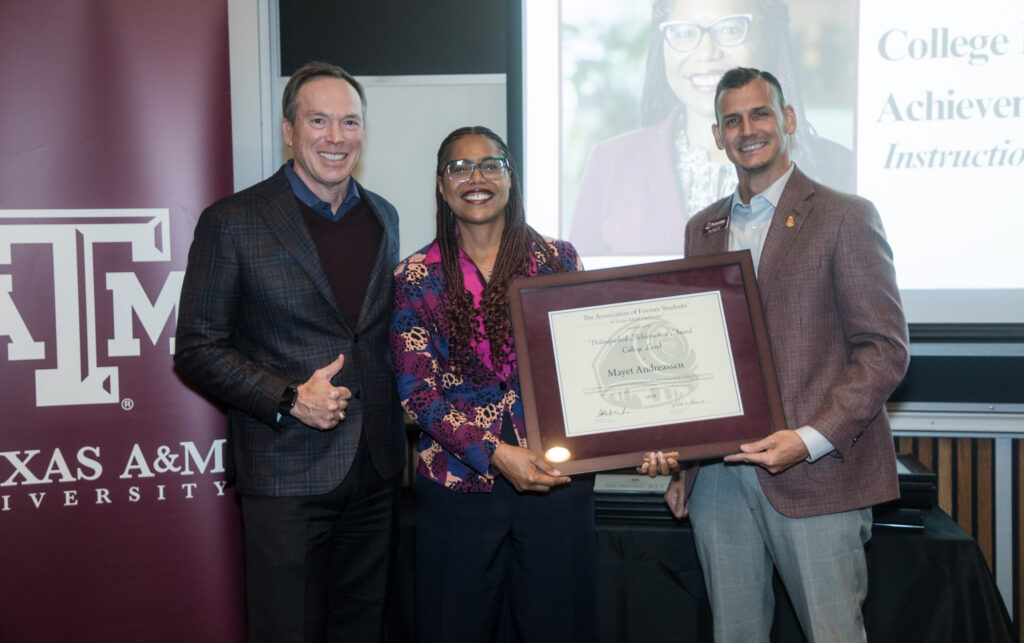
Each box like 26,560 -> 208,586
291,353 -> 352,430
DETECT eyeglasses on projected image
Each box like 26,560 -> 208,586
659,14 -> 753,53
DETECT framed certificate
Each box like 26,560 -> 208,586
508,250 -> 785,474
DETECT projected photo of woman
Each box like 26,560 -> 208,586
570,0 -> 853,257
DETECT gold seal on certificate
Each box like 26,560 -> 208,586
509,251 -> 785,474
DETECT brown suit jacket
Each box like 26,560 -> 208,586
684,166 -> 909,518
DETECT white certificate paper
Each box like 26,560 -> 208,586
548,292 -> 743,437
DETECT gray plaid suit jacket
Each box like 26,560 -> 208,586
684,166 -> 909,518
175,168 -> 406,496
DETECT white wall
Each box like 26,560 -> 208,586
356,75 -> 507,259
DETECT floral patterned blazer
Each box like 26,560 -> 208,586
390,236 -> 582,492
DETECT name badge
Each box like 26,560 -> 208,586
703,217 -> 729,235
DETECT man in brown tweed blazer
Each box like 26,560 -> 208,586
645,67 -> 909,642
175,62 -> 405,642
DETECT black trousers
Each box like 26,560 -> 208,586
413,473 -> 598,643
239,443 -> 399,643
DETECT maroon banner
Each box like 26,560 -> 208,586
0,1 -> 245,641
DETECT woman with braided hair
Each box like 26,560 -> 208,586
390,126 -> 597,642
570,0 -> 853,258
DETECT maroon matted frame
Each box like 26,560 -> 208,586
508,250 -> 785,474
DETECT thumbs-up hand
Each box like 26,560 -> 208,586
291,353 -> 352,430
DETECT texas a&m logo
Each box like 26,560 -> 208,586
0,209 -> 183,407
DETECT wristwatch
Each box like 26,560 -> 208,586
278,382 -> 299,417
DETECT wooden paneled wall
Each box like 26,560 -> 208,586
896,437 -> 1022,641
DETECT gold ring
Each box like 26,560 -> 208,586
338,410 -> 346,422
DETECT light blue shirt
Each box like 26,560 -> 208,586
726,163 -> 834,462
727,163 -> 793,275
283,159 -> 361,221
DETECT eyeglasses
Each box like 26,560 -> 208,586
442,157 -> 509,182
659,14 -> 752,53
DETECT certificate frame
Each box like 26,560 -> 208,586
508,250 -> 785,474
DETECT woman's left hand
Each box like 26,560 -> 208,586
638,451 -> 680,477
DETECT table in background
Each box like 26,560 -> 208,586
598,506 -> 1017,642
388,494 -> 1016,642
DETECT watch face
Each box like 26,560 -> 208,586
280,385 -> 299,415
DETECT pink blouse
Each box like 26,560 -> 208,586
422,242 -> 537,378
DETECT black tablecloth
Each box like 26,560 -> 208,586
596,507 -> 1017,642
389,493 -> 1016,642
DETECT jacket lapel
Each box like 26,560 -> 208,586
255,171 -> 346,324
755,167 -> 814,300
354,191 -> 398,331
692,199 -> 732,256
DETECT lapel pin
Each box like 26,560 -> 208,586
785,215 -> 795,228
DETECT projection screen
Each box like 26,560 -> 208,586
521,0 -> 1024,325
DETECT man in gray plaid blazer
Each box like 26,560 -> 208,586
646,67 -> 909,643
175,61 -> 405,642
